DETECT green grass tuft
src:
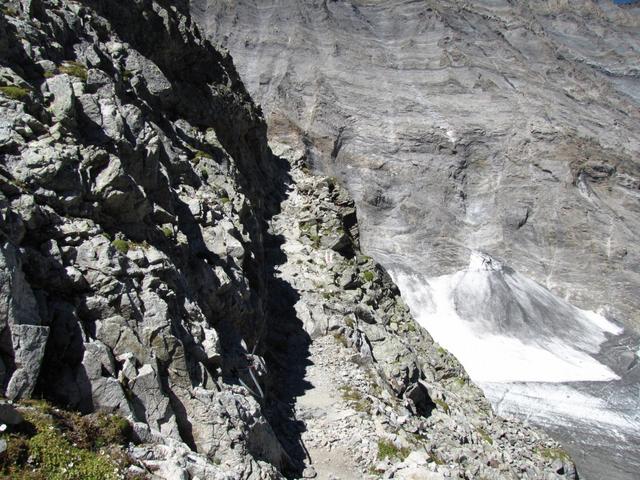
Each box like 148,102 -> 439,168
538,447 -> 570,462
121,69 -> 134,82
1,399 -> 132,480
332,332 -> 348,348
193,150 -> 213,161
59,61 -> 88,81
28,429 -> 120,480
477,427 -> 493,445
339,386 -> 370,412
376,439 -> 410,461
0,85 -> 30,100
111,239 -> 130,254
2,6 -> 18,16
434,398 -> 451,414
361,270 -> 374,283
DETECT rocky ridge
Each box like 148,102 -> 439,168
262,142 -> 577,479
0,0 -> 575,479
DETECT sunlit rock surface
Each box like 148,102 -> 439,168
193,1 -> 640,478
194,0 -> 640,326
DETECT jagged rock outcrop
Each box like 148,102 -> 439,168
0,0 -> 578,479
1,0 -> 286,477
264,142 -> 577,479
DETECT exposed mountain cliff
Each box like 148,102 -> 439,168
191,1 -> 640,479
193,0 -> 640,327
0,0 -> 581,479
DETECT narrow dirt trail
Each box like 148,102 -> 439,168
265,164 -> 381,479
294,337 -> 370,480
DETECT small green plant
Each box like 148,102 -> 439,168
339,386 -> 370,412
111,239 -> 130,254
361,270 -> 375,283
309,233 -> 320,248
194,150 -> 213,161
162,226 -> 173,238
477,427 -> 493,445
322,291 -> 336,300
0,85 -> 30,100
59,61 -> 88,81
7,177 -> 29,191
201,168 -> 209,182
2,6 -> 18,16
434,398 -> 450,414
121,69 -> 134,82
538,447 -> 570,462
220,196 -> 230,205
333,332 -> 348,348
376,439 -> 410,461
93,414 -> 131,448
368,465 -> 385,476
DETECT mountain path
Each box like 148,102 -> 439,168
295,336 -> 375,480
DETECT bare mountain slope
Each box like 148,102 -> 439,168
193,0 -> 640,327
192,1 -> 640,479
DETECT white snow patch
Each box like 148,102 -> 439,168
445,129 -> 458,143
582,309 -> 623,336
481,382 -> 638,430
391,252 -> 620,383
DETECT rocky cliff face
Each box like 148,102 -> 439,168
0,0 -> 581,479
193,0 -> 640,328
1,0 -> 292,476
191,1 -> 640,479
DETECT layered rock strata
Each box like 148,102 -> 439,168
193,0 -> 640,329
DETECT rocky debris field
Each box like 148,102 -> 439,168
261,143 -> 577,480
0,0 -> 577,479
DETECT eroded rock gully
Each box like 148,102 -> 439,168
0,0 -> 577,479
